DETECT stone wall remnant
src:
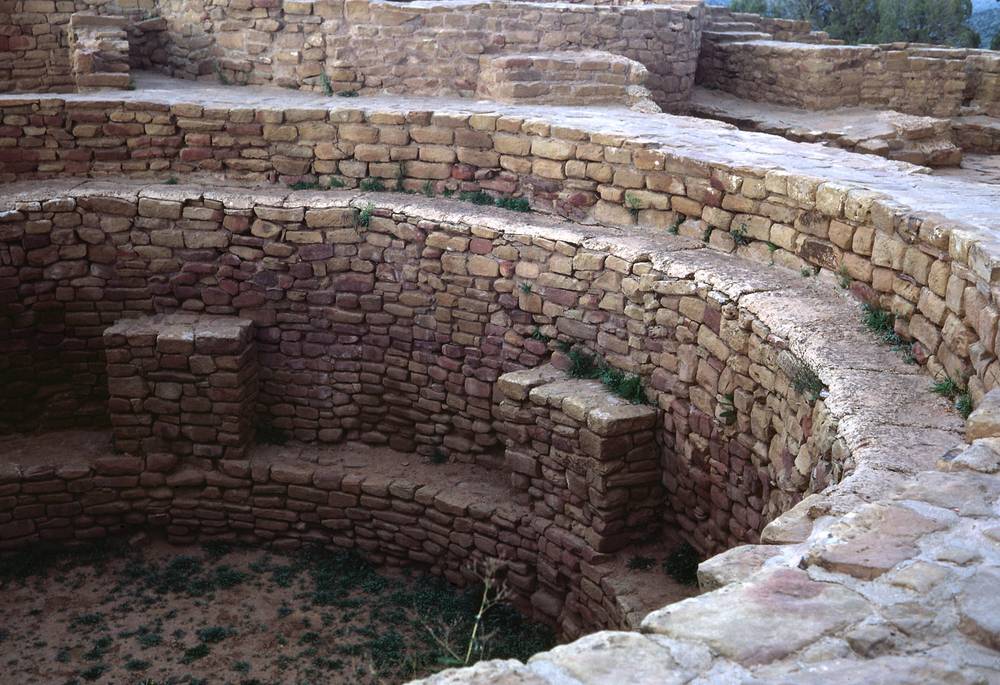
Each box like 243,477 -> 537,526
103,314 -> 257,459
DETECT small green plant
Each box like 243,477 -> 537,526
519,282 -> 533,294
861,304 -> 904,347
730,222 -> 751,247
328,176 -> 346,188
422,180 -> 435,197
765,241 -> 779,253
430,448 -> 448,465
931,376 -> 962,399
626,556 -> 655,571
567,349 -> 601,379
494,197 -> 531,213
931,375 -> 973,419
360,177 -> 385,192
667,214 -> 684,235
624,192 -> 642,219
233,660 -> 251,674
320,72 -> 334,97
701,227 -> 712,243
358,202 -> 375,227
164,177 -> 178,185
442,188 -> 455,198
718,393 -> 736,425
125,78 -> 136,91
791,362 -> 825,403
423,558 -> 510,668
125,658 -> 150,672
196,626 -> 235,644
181,642 -> 210,664
556,339 -> 573,354
459,190 -> 493,206
837,265 -> 851,290
337,90 -> 359,97
213,64 -> 230,86
288,180 -> 322,191
800,267 -> 813,278
255,419 -> 289,446
956,392 -> 973,419
599,366 -> 647,405
663,542 -> 700,586
80,664 -> 108,681
529,327 -> 550,343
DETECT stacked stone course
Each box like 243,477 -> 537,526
697,38 -> 1000,119
497,366 -> 661,553
104,313 -> 257,459
1,93 -> 999,419
476,51 -> 659,112
2,182 -> 961,558
67,13 -> 131,91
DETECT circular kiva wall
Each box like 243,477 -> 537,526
0,184 -> 962,640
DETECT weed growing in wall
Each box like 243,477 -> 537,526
625,192 -> 642,220
320,73 -> 334,97
459,190 -> 494,206
791,362 -> 826,403
626,556 -> 655,571
668,214 -> 685,235
358,202 -> 375,227
718,393 -> 736,425
860,304 -> 916,363
529,327 -> 550,343
662,543 -> 699,586
931,375 -> 974,419
213,64 -> 230,86
337,90 -> 359,97
494,197 -> 531,213
838,265 -> 851,290
360,178 -> 386,192
565,348 -> 650,405
730,222 -> 751,246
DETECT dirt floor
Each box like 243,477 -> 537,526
0,539 -> 555,685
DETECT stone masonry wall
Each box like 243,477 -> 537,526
497,367 -> 661,554
0,0 -> 159,93
698,39 -> 1000,118
147,0 -> 703,111
104,313 -> 258,459
2,96 -> 1000,422
1,183 -> 954,557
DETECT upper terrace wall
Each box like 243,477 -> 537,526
697,39 -> 1000,117
175,0 -> 702,111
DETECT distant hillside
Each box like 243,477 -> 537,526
970,7 -> 1000,48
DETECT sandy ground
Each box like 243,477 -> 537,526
0,538 -> 554,685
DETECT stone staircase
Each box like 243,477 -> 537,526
476,50 -> 660,112
703,5 -> 834,44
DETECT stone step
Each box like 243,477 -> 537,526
476,50 -> 659,111
702,30 -> 774,43
497,364 -> 659,554
953,115 -> 1000,155
704,21 -> 760,32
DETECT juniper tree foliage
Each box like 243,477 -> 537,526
729,0 -> 982,47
